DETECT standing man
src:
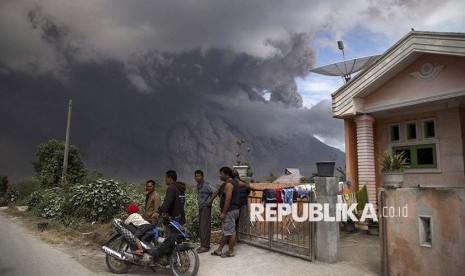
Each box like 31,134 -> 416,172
195,169 -> 217,254
211,167 -> 240,258
155,170 -> 186,238
143,179 -> 162,225
232,170 -> 251,234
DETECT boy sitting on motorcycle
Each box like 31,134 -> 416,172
122,204 -> 153,255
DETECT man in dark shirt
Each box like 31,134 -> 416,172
155,170 -> 186,238
232,170 -> 251,234
211,166 -> 240,258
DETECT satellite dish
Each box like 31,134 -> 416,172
311,41 -> 380,82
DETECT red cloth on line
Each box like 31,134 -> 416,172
275,188 -> 283,203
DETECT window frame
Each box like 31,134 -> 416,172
406,121 -> 417,141
392,143 -> 438,169
422,118 -> 436,139
387,117 -> 440,173
389,123 -> 401,143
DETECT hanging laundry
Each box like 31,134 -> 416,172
262,189 -> 277,203
275,188 -> 283,203
282,187 -> 295,205
342,193 -> 358,206
356,185 -> 369,213
295,184 -> 313,199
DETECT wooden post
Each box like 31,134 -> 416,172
61,99 -> 72,187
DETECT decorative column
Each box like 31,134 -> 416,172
354,115 -> 376,209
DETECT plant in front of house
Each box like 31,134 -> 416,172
379,150 -> 408,172
379,150 -> 408,188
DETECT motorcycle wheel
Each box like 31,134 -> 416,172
170,248 -> 199,276
105,236 -> 132,274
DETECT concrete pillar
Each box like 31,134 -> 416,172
355,115 -> 377,209
315,177 -> 339,263
344,118 -> 358,194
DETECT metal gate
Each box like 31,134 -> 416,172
237,190 -> 315,261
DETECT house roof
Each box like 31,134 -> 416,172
273,168 -> 303,183
332,31 -> 465,119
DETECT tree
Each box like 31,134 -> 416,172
0,175 -> 19,206
0,175 -> 8,196
32,140 -> 87,188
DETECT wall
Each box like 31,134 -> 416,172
376,108 -> 465,187
364,55 -> 465,109
460,107 -> 465,173
381,187 -> 465,276
344,119 -> 359,193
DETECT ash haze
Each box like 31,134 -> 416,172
1,0 -> 464,183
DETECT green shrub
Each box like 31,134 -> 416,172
66,179 -> 131,222
379,150 -> 408,172
27,187 -> 66,218
0,187 -> 20,206
0,175 -> 20,206
32,140 -> 87,188
126,188 -> 145,211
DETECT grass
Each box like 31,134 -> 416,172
3,207 -> 113,246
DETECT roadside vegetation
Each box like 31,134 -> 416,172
1,139 -> 222,246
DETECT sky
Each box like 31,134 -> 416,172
1,0 -> 465,181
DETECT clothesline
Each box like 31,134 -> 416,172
257,184 -> 314,205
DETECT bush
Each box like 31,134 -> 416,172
66,179 -> 131,223
32,140 -> 87,188
0,175 -> 8,195
26,179 -> 140,225
27,187 -> 66,218
126,187 -> 146,211
0,187 -> 20,206
0,175 -> 20,206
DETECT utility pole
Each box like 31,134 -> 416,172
61,99 -> 72,187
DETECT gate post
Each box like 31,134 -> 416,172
315,177 -> 340,263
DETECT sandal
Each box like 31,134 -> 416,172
221,252 -> 235,258
197,247 -> 209,253
210,251 -> 222,257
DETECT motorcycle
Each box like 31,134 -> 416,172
101,218 -> 199,276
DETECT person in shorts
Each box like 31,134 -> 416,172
211,167 -> 240,258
